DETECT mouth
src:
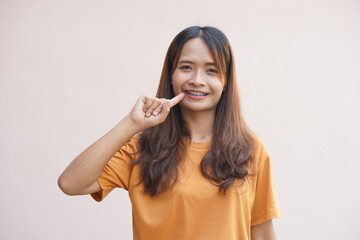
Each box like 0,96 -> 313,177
184,90 -> 209,96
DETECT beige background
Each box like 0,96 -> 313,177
1,0 -> 360,239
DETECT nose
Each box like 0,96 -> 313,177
189,70 -> 206,86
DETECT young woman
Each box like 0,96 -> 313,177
58,26 -> 281,240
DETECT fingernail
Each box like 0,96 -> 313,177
153,111 -> 158,116
146,113 -> 151,117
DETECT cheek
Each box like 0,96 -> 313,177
171,73 -> 182,94
212,80 -> 225,93
172,71 -> 186,87
172,70 -> 180,84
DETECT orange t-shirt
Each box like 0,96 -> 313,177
91,136 -> 281,240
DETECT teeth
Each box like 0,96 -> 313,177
186,91 -> 208,96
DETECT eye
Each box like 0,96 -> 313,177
180,65 -> 192,71
207,68 -> 218,74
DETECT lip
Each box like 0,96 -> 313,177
184,90 -> 209,100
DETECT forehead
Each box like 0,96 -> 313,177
178,38 -> 215,64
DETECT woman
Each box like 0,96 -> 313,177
58,26 -> 281,240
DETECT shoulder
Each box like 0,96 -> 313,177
113,135 -> 141,159
126,135 -> 141,149
249,135 -> 270,172
253,135 -> 269,160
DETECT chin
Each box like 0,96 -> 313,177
180,103 -> 215,113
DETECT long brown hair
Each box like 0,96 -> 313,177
132,26 -> 256,196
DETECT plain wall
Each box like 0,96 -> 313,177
1,0 -> 360,239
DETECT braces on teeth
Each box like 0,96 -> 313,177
187,91 -> 208,96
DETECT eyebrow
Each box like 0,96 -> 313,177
178,60 -> 217,66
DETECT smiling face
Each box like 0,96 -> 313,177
172,38 -> 226,115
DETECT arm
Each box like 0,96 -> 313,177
57,93 -> 184,196
251,220 -> 277,240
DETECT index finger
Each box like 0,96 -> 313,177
169,93 -> 185,108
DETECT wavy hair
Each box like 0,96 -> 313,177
132,26 -> 256,196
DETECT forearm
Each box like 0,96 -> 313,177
58,94 -> 184,195
251,220 -> 277,240
58,115 -> 140,195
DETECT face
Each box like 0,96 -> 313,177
172,38 -> 225,114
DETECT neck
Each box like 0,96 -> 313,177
181,110 -> 215,143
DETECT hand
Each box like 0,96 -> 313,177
127,93 -> 185,131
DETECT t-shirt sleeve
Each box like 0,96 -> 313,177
251,138 -> 281,226
90,136 -> 139,202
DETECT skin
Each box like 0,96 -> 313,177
173,38 -> 276,238
58,37 -> 276,239
57,93 -> 184,195
251,220 -> 277,240
172,38 -> 225,142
